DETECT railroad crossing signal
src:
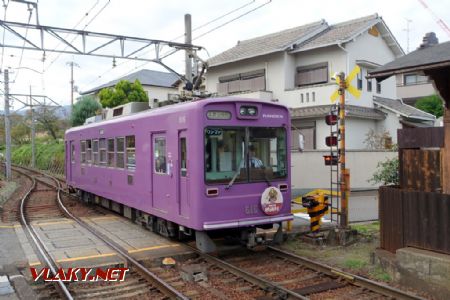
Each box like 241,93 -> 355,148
330,65 -> 362,102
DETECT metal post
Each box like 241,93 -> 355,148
338,72 -> 349,228
69,62 -> 74,108
184,14 -> 192,84
30,85 -> 35,168
4,69 -> 11,180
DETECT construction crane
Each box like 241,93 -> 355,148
417,0 -> 450,38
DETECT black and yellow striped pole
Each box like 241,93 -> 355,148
302,193 -> 329,234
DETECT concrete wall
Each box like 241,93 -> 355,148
291,149 -> 397,193
144,86 -> 178,108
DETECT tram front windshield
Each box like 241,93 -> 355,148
204,127 -> 287,184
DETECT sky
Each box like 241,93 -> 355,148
0,0 -> 449,109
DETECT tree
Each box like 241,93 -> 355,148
34,107 -> 61,140
364,129 -> 393,150
71,95 -> 102,127
369,156 -> 399,186
415,94 -> 444,118
99,79 -> 149,108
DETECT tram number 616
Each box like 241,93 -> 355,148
244,204 -> 258,215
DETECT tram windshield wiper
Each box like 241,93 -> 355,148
225,169 -> 241,190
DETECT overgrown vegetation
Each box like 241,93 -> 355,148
369,156 -> 399,185
98,79 -> 149,108
415,94 -> 444,118
71,95 -> 102,126
11,141 -> 65,174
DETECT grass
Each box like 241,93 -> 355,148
10,141 -> 65,173
282,221 -> 391,283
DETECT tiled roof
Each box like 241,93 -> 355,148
295,14 -> 380,51
208,20 -> 327,67
373,96 -> 436,120
368,41 -> 450,79
81,69 -> 179,95
290,104 -> 385,120
208,14 -> 402,67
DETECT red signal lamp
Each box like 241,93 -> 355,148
323,155 -> 338,166
325,114 -> 338,125
326,136 -> 338,147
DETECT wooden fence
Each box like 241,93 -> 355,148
379,127 -> 449,254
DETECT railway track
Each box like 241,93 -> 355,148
12,165 -> 188,300
10,165 -> 426,299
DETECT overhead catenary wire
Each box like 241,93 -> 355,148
43,0 -> 110,72
86,0 -> 269,88
13,6 -> 33,83
0,0 -> 9,71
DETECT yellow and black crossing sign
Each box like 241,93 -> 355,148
330,65 -> 362,102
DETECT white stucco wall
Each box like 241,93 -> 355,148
345,28 -> 398,107
291,150 -> 397,191
144,86 -> 178,108
375,109 -> 401,144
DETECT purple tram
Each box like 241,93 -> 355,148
65,98 -> 292,252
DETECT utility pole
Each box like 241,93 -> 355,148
29,86 -> 36,168
185,14 -> 193,85
66,61 -> 79,108
337,72 -> 350,229
404,19 -> 412,53
3,69 -> 11,180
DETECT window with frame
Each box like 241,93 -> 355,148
180,137 -> 187,177
99,138 -> 106,165
357,69 -> 363,90
116,137 -> 125,168
295,62 -> 328,87
312,92 -> 315,102
154,138 -> 167,174
300,94 -> 304,103
107,138 -> 115,167
93,139 -> 99,165
306,93 -> 309,102
80,140 -> 86,163
376,81 -> 381,93
404,74 -> 429,85
367,78 -> 372,92
86,140 -> 92,163
71,143 -> 75,163
126,135 -> 136,170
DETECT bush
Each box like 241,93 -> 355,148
415,94 -> 444,118
369,156 -> 399,185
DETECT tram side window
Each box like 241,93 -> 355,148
86,140 -> 92,163
93,139 -> 99,165
80,141 -> 86,163
116,137 -> 125,169
180,137 -> 187,177
126,135 -> 136,171
99,138 -> 107,165
154,137 -> 167,174
71,143 -> 75,163
107,138 -> 115,167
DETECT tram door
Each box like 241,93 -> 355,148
151,133 -> 170,212
178,131 -> 189,218
68,141 -> 74,182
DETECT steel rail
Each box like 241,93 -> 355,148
18,172 -> 74,300
46,171 -> 188,300
186,245 -> 308,300
268,246 -> 426,300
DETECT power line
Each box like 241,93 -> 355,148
86,0 -> 265,88
44,0 -> 110,72
0,0 -> 9,71
13,4 -> 33,83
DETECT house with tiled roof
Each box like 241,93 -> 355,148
206,14 -> 435,149
81,69 -> 180,108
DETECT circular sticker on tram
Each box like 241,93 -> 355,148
261,187 -> 283,215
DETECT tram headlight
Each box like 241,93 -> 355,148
239,106 -> 258,116
247,107 -> 257,116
